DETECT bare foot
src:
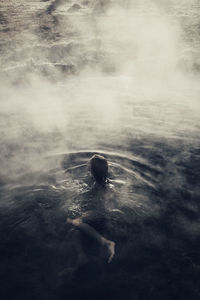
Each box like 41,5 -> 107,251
106,240 -> 115,263
66,217 -> 82,226
103,239 -> 115,263
66,217 -> 73,224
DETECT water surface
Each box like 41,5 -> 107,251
0,1 -> 200,300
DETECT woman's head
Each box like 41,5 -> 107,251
90,154 -> 108,184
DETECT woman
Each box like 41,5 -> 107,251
67,154 -> 115,263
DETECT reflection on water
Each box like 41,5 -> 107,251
0,1 -> 200,300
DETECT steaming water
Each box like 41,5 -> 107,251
0,1 -> 200,300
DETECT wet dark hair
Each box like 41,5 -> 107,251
90,154 -> 108,183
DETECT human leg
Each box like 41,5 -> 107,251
67,217 -> 115,263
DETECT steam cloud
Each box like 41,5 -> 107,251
0,0 -> 199,183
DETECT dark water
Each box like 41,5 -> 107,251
1,143 -> 200,300
0,1 -> 200,300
